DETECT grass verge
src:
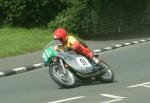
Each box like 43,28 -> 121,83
0,27 -> 52,58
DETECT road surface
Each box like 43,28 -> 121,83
0,41 -> 150,103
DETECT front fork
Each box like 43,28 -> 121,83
59,59 -> 67,74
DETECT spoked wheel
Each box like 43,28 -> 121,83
49,64 -> 76,88
96,61 -> 114,83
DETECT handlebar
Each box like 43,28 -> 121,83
64,47 -> 72,52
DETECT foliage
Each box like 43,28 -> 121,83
48,0 -> 99,37
0,0 -> 150,38
49,0 -> 150,38
0,0 -> 62,27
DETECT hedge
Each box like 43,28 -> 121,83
0,0 -> 150,38
0,0 -> 63,27
49,0 -> 150,38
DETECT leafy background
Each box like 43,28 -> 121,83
0,0 -> 150,38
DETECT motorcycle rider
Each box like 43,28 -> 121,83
53,28 -> 100,65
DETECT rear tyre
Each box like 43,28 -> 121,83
96,60 -> 114,83
49,64 -> 76,88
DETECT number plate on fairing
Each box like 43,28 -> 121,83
76,57 -> 92,67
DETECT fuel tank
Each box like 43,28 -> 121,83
57,51 -> 96,74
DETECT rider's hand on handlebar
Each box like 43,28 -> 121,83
53,46 -> 58,50
64,47 -> 72,51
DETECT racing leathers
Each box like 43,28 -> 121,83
55,35 -> 94,59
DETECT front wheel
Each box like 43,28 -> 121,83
96,61 -> 114,83
49,64 -> 76,88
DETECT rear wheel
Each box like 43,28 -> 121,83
96,61 -> 114,83
49,64 -> 76,88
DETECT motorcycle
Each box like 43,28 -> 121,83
42,40 -> 114,88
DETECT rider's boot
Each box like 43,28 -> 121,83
92,57 -> 104,70
92,57 -> 100,64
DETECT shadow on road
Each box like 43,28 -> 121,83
58,81 -> 118,89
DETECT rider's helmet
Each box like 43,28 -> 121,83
53,28 -> 67,43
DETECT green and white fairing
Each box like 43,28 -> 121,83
42,40 -> 60,65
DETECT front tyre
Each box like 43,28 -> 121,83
49,64 -> 76,88
97,61 -> 114,83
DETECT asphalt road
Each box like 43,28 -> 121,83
0,41 -> 150,103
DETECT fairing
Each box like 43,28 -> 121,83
42,40 -> 96,74
57,51 -> 95,74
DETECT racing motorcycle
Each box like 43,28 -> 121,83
42,40 -> 114,88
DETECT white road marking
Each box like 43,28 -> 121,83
93,49 -> 102,53
124,43 -> 131,45
132,41 -> 139,44
12,67 -> 27,73
48,96 -> 85,103
104,47 -> 113,50
33,63 -> 44,67
114,44 -> 122,48
0,72 -> 5,77
101,98 -> 123,103
100,94 -> 126,103
128,82 -> 150,88
139,39 -> 146,42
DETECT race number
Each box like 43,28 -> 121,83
76,57 -> 91,67
42,53 -> 48,62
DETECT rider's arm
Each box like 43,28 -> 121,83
72,41 -> 93,58
68,36 -> 93,58
79,40 -> 88,48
